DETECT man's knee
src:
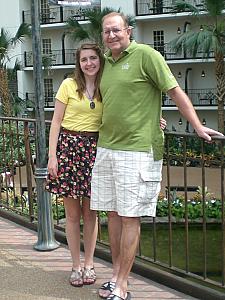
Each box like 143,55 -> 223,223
121,216 -> 140,227
108,211 -> 119,219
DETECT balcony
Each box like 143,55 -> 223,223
22,4 -> 100,25
149,43 -> 215,61
163,89 -> 217,107
24,88 -> 217,110
136,0 -> 204,17
25,92 -> 55,109
24,49 -> 76,67
24,43 -> 215,69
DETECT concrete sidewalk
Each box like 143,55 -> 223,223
0,216 -> 197,300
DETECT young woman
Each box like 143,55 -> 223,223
46,43 -> 104,287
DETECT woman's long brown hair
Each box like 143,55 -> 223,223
73,43 -> 104,101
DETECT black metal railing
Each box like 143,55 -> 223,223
24,49 -> 76,67
24,88 -> 217,110
22,4 -> 100,25
25,92 -> 55,109
149,43 -> 215,61
24,43 -> 216,69
0,116 -> 225,291
163,88 -> 217,107
136,0 -> 204,16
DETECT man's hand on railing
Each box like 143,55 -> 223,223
195,125 -> 224,142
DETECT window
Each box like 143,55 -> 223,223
44,78 -> 54,104
41,0 -> 50,23
42,39 -> 52,55
153,30 -> 165,57
153,0 -> 163,14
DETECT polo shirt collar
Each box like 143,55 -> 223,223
105,40 -> 137,63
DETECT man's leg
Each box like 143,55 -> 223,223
108,212 -> 122,280
112,216 -> 140,299
99,211 -> 122,298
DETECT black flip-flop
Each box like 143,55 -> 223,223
99,281 -> 116,299
106,291 -> 131,300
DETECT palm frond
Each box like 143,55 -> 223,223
100,6 -> 120,19
127,14 -> 136,28
0,29 -> 11,67
170,27 -> 223,59
66,17 -> 90,41
194,29 -> 214,57
66,6 -> 136,49
170,0 -> 200,15
12,23 -> 31,45
7,59 -> 21,81
10,93 -> 26,116
66,7 -> 120,48
205,0 -> 225,17
0,28 -> 11,51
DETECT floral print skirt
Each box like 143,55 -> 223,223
45,131 -> 98,199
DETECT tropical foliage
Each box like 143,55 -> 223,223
65,7 -> 136,50
0,23 -> 31,116
0,122 -> 35,174
165,134 -> 224,167
169,0 -> 225,133
157,189 -> 222,221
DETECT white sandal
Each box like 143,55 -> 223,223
83,267 -> 96,285
69,269 -> 83,287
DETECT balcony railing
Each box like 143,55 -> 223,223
24,88 -> 217,110
136,0 -> 204,16
25,92 -> 55,109
163,89 -> 217,107
0,116 -> 224,293
149,43 -> 215,61
22,4 -> 100,25
24,49 -> 76,67
26,88 -> 217,109
23,43 -> 216,69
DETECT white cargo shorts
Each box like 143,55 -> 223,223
90,147 -> 162,217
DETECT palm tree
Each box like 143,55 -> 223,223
169,0 -> 225,133
0,23 -> 31,117
65,7 -> 136,50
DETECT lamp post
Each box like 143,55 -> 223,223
31,0 -> 59,251
185,68 -> 192,132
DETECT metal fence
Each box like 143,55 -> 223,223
136,0 -> 204,16
0,116 -> 224,291
22,4 -> 100,25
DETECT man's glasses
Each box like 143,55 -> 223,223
102,27 -> 128,36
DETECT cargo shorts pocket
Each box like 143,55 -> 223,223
137,171 -> 161,204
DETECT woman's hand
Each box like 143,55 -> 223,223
47,156 -> 58,178
160,117 -> 167,130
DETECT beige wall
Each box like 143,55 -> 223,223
161,166 -> 224,199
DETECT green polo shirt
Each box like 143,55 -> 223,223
98,41 -> 178,160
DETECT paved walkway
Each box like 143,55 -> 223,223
0,216 -> 197,300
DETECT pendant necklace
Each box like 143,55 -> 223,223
86,88 -> 95,109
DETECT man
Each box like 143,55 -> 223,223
90,12 -> 223,300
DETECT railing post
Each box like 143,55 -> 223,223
60,6 -> 63,22
22,10 -> 25,23
31,0 -> 59,251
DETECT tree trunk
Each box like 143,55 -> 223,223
0,68 -> 12,117
215,53 -> 225,134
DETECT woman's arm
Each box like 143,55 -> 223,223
47,100 -> 66,178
